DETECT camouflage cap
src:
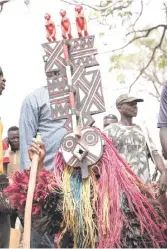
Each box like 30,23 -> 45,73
116,94 -> 144,105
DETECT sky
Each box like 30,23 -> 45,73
0,0 -> 166,147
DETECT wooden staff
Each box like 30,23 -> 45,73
63,42 -> 81,137
23,133 -> 42,249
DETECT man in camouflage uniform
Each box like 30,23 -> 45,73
104,94 -> 167,191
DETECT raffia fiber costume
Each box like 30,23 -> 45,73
4,130 -> 167,248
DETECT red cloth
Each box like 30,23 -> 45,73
3,140 -> 10,163
54,234 -> 60,248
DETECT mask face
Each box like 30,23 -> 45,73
60,127 -> 103,171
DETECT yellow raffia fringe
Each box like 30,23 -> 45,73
81,175 -> 97,248
59,167 -> 98,248
59,167 -> 75,238
102,191 -> 109,235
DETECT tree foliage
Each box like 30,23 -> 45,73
109,34 -> 167,100
60,0 -> 167,90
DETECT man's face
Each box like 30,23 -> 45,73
0,75 -> 5,95
119,101 -> 138,118
104,117 -> 118,128
8,130 -> 19,151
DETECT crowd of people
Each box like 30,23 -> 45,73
1,64 -> 167,248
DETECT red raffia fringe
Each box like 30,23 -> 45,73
4,168 -> 56,215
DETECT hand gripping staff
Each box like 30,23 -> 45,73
23,133 -> 42,248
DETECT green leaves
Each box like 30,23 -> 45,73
106,9 -> 113,15
109,53 -> 123,70
117,10 -> 133,25
158,58 -> 166,69
158,55 -> 167,69
99,32 -> 105,37
116,73 -> 126,84
108,29 -> 167,99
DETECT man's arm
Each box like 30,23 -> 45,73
152,153 -> 166,173
145,126 -> 167,192
158,83 -> 167,158
145,126 -> 166,172
19,95 -> 39,171
160,128 -> 167,159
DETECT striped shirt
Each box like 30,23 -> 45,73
19,87 -> 67,171
3,140 -> 10,164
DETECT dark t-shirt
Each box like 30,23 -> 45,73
0,212 -> 10,248
158,83 -> 167,128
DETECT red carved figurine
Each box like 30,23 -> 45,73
45,13 -> 56,42
75,5 -> 88,37
60,9 -> 72,40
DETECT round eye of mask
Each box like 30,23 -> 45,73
82,130 -> 98,146
62,136 -> 76,152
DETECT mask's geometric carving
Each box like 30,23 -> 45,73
60,128 -> 103,168
47,75 -> 71,120
42,31 -> 106,178
43,35 -> 106,128
73,67 -> 105,116
68,36 -> 99,69
42,40 -> 66,74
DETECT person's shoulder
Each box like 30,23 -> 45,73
104,123 -> 121,132
157,81 -> 167,128
22,86 -> 48,104
162,81 -> 167,90
135,122 -> 148,132
34,86 -> 47,94
161,81 -> 167,98
26,86 -> 47,98
104,123 -> 123,140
